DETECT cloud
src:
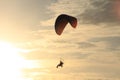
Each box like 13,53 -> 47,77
79,0 -> 120,26
39,18 -> 55,27
77,42 -> 96,48
39,0 -> 120,36
47,0 -> 120,26
48,0 -> 84,15
89,36 -> 120,50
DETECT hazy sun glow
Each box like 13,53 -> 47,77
0,41 -> 28,80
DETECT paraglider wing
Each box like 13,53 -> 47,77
55,14 -> 77,35
55,14 -> 69,35
68,15 -> 77,28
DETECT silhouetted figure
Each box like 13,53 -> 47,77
56,60 -> 64,68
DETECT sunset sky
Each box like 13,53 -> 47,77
0,0 -> 120,80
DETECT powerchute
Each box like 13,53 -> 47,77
55,14 -> 77,35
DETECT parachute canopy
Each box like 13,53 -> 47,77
55,14 -> 77,35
